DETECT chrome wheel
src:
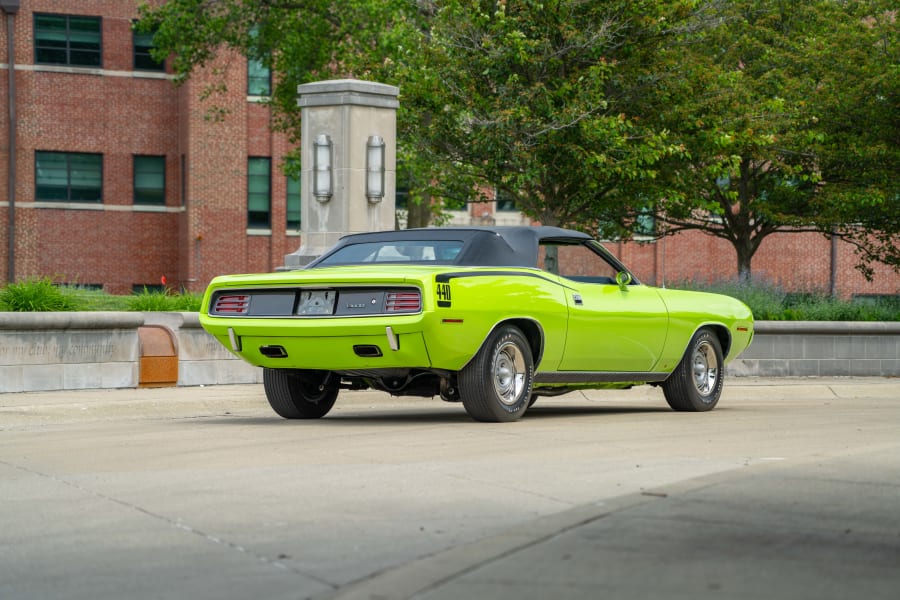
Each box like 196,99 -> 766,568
691,340 -> 719,400
459,325 -> 534,422
662,328 -> 724,412
493,341 -> 527,406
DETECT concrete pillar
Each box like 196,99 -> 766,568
283,79 -> 399,268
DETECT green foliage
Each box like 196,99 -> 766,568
126,288 -> 202,312
642,0 -> 899,278
0,282 -> 201,312
675,279 -> 900,322
137,0 -> 413,132
0,278 -> 80,312
138,0 -> 899,281
390,0 -> 689,231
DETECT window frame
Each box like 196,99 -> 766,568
286,174 -> 301,230
495,188 -> 518,212
247,58 -> 272,96
132,23 -> 164,71
34,13 -> 102,68
133,155 -> 167,205
537,239 -> 634,285
35,151 -> 103,203
247,157 -> 272,229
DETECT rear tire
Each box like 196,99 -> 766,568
263,368 -> 338,419
458,325 -> 534,422
662,328 -> 724,412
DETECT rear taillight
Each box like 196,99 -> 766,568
213,294 -> 250,315
385,290 -> 421,313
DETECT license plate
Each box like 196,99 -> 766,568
296,290 -> 335,315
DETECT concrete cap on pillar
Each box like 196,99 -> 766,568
297,79 -> 399,109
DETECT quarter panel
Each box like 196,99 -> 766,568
421,269 -> 570,371
655,289 -> 755,367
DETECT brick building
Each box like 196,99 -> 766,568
1,0 -> 299,295
1,0 -> 898,300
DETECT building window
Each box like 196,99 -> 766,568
180,154 -> 187,206
248,59 -> 271,96
248,157 -> 271,228
496,189 -> 517,211
133,25 -> 164,71
35,151 -> 102,203
635,209 -> 656,237
134,156 -> 166,205
395,184 -> 409,211
286,175 -> 301,230
63,283 -> 102,291
34,13 -> 102,67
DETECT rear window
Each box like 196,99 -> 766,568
317,240 -> 464,266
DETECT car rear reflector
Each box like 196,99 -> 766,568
213,294 -> 251,315
385,290 -> 421,313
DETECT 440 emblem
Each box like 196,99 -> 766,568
436,282 -> 452,307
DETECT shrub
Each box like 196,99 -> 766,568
168,292 -> 203,312
674,278 -> 900,321
126,288 -> 202,312
0,278 -> 80,312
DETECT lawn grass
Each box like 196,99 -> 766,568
0,279 -> 201,312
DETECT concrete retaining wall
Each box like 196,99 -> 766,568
0,312 -> 143,393
0,312 -> 261,393
727,321 -> 900,378
0,314 -> 897,393
142,312 -> 263,387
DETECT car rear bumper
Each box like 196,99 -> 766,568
215,330 -> 433,371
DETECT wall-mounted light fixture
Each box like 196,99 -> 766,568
366,135 -> 385,203
313,133 -> 333,202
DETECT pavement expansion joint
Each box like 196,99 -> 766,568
1,458 -> 339,591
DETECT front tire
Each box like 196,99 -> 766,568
458,325 -> 534,422
662,328 -> 724,412
263,368 -> 338,419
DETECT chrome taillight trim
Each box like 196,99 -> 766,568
384,290 -> 422,313
213,294 -> 251,315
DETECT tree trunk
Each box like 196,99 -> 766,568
405,198 -> 432,229
735,240 -> 754,282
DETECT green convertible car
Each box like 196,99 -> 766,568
200,226 -> 754,422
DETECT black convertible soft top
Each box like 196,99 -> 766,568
306,226 -> 593,269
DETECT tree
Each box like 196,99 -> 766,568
386,0 -> 697,231
810,1 -> 899,279
139,0 -> 701,233
638,0 -> 899,279
140,0 -> 898,280
138,0 -> 444,226
138,0 -> 419,131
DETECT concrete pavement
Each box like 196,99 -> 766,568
2,377 -> 899,599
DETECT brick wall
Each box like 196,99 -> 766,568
615,229 -> 899,300
1,0 -> 300,294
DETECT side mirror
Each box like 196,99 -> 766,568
616,271 -> 633,290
